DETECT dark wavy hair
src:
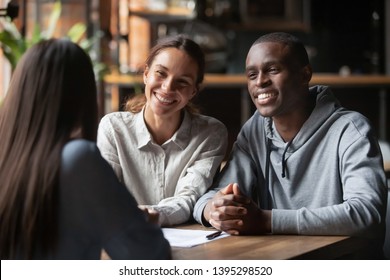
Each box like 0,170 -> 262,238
0,39 -> 97,259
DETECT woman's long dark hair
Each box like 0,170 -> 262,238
0,39 -> 97,259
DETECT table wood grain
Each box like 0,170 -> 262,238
170,224 -> 371,260
101,223 -> 373,260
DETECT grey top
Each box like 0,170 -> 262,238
194,86 -> 387,242
33,139 -> 170,259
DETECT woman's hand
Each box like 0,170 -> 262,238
139,205 -> 160,225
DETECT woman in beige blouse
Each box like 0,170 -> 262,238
97,34 -> 228,226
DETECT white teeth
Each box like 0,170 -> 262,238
155,93 -> 174,104
257,93 -> 275,100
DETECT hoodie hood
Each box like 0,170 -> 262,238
265,85 -> 341,148
264,85 -> 341,178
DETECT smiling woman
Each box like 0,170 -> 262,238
142,47 -> 199,143
97,34 -> 228,227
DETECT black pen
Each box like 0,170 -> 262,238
206,231 -> 222,240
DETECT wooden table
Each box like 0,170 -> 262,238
170,224 -> 372,260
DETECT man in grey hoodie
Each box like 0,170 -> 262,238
193,32 -> 387,258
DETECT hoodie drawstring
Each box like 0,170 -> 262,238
281,140 -> 293,178
263,118 -> 294,208
263,137 -> 272,210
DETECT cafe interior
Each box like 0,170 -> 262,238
1,0 -> 390,259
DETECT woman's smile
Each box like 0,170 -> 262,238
154,91 -> 176,105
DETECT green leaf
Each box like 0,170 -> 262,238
42,1 -> 61,39
66,23 -> 86,43
0,17 -> 22,40
1,50 -> 17,69
30,24 -> 43,46
78,38 -> 95,53
0,28 -> 26,69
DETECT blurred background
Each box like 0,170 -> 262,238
1,0 -> 390,146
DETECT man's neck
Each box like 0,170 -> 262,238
273,96 -> 315,143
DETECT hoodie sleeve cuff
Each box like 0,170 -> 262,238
193,199 -> 210,226
271,209 -> 299,234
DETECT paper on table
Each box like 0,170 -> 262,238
162,228 -> 229,248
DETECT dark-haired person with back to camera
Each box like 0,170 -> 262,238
0,39 -> 170,260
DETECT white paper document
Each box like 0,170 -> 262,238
162,228 -> 229,248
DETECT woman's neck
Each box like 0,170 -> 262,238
143,107 -> 183,145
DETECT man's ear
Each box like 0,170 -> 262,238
302,65 -> 313,85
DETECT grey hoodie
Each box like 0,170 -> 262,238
194,86 -> 387,243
